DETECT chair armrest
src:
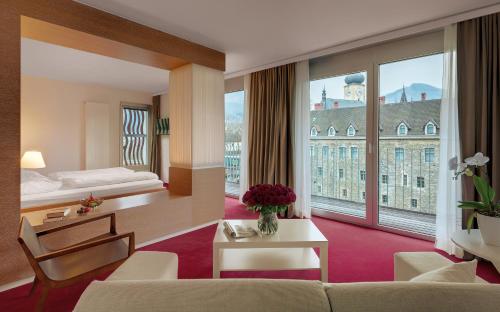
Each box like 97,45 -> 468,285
37,212 -> 117,236
35,232 -> 135,262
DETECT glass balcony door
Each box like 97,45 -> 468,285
310,70 -> 372,225
224,90 -> 244,197
376,54 -> 443,237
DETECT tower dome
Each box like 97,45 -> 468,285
344,73 -> 365,85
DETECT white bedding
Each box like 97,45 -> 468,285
21,168 -> 164,209
21,179 -> 164,209
62,171 -> 159,188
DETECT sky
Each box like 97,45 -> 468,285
310,53 -> 443,104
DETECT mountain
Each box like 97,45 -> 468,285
383,83 -> 442,103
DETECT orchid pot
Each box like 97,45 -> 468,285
454,153 -> 500,246
242,184 -> 296,235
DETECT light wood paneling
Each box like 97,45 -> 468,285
21,16 -> 187,71
16,0 -> 225,71
192,64 -> 225,168
168,64 -> 193,168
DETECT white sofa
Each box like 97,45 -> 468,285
74,251 -> 500,312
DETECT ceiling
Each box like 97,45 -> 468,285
77,0 -> 499,76
21,38 -> 169,94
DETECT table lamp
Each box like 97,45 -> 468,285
21,151 -> 46,169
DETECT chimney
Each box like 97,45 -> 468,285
378,96 -> 386,105
314,103 -> 323,111
333,101 -> 340,109
420,92 -> 427,101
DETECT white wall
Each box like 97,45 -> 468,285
160,93 -> 170,182
21,75 -> 152,175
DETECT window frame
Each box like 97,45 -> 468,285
120,102 -> 152,170
424,121 -> 437,135
311,127 -> 318,137
397,123 -> 408,136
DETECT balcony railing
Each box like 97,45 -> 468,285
310,143 -> 438,236
224,141 -> 241,196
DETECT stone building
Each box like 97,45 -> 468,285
310,90 -> 440,215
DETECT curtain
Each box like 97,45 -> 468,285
435,25 -> 462,255
239,74 -> 251,202
248,63 -> 295,213
457,13 -> 500,218
293,61 -> 311,218
149,95 -> 162,176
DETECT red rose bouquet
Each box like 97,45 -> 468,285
242,184 -> 296,235
242,184 -> 296,213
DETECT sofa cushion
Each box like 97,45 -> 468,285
74,279 -> 331,312
106,251 -> 178,281
394,252 -> 487,283
325,282 -> 500,312
410,259 -> 477,283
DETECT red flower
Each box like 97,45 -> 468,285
242,184 -> 296,208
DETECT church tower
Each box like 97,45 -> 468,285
400,85 -> 408,103
321,86 -> 327,105
343,73 -> 366,101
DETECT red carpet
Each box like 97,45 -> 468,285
1,197 -> 499,311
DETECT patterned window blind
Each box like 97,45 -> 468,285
122,107 -> 149,166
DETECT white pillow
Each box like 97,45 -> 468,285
21,169 -> 47,183
49,167 -> 133,180
21,179 -> 62,195
410,259 -> 478,283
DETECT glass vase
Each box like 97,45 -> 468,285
258,212 -> 278,235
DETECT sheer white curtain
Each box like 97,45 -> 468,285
293,61 -> 312,218
238,74 -> 251,202
435,24 -> 462,255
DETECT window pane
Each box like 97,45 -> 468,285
310,71 -> 367,218
378,53 -> 442,236
224,91 -> 244,196
122,107 -> 149,166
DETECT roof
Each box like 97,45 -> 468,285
310,99 -> 440,137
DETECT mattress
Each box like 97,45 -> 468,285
21,179 -> 165,209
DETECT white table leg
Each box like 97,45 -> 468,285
212,245 -> 220,279
319,242 -> 328,282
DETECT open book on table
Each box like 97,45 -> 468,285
223,221 -> 257,239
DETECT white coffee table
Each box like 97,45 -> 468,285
212,219 -> 329,282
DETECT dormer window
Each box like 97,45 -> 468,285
397,123 -> 408,136
347,125 -> 355,136
425,121 -> 437,135
310,127 -> 318,137
327,127 -> 336,137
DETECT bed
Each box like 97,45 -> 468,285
21,168 -> 165,210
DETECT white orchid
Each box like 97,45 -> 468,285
464,152 -> 489,167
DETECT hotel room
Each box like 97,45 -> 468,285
1,1 -> 500,311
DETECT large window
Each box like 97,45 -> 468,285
224,90 -> 244,196
309,32 -> 443,239
121,105 -> 150,167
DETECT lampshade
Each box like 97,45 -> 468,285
21,151 -> 46,169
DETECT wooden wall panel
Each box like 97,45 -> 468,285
0,2 -> 31,286
17,0 -> 225,71
21,16 -> 187,71
192,64 -> 225,168
168,64 -> 193,168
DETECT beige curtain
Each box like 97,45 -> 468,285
457,13 -> 500,224
149,95 -> 162,176
247,63 -> 295,210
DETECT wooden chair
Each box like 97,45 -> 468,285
18,213 -> 135,312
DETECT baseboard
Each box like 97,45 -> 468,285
0,219 -> 220,293
0,276 -> 35,293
